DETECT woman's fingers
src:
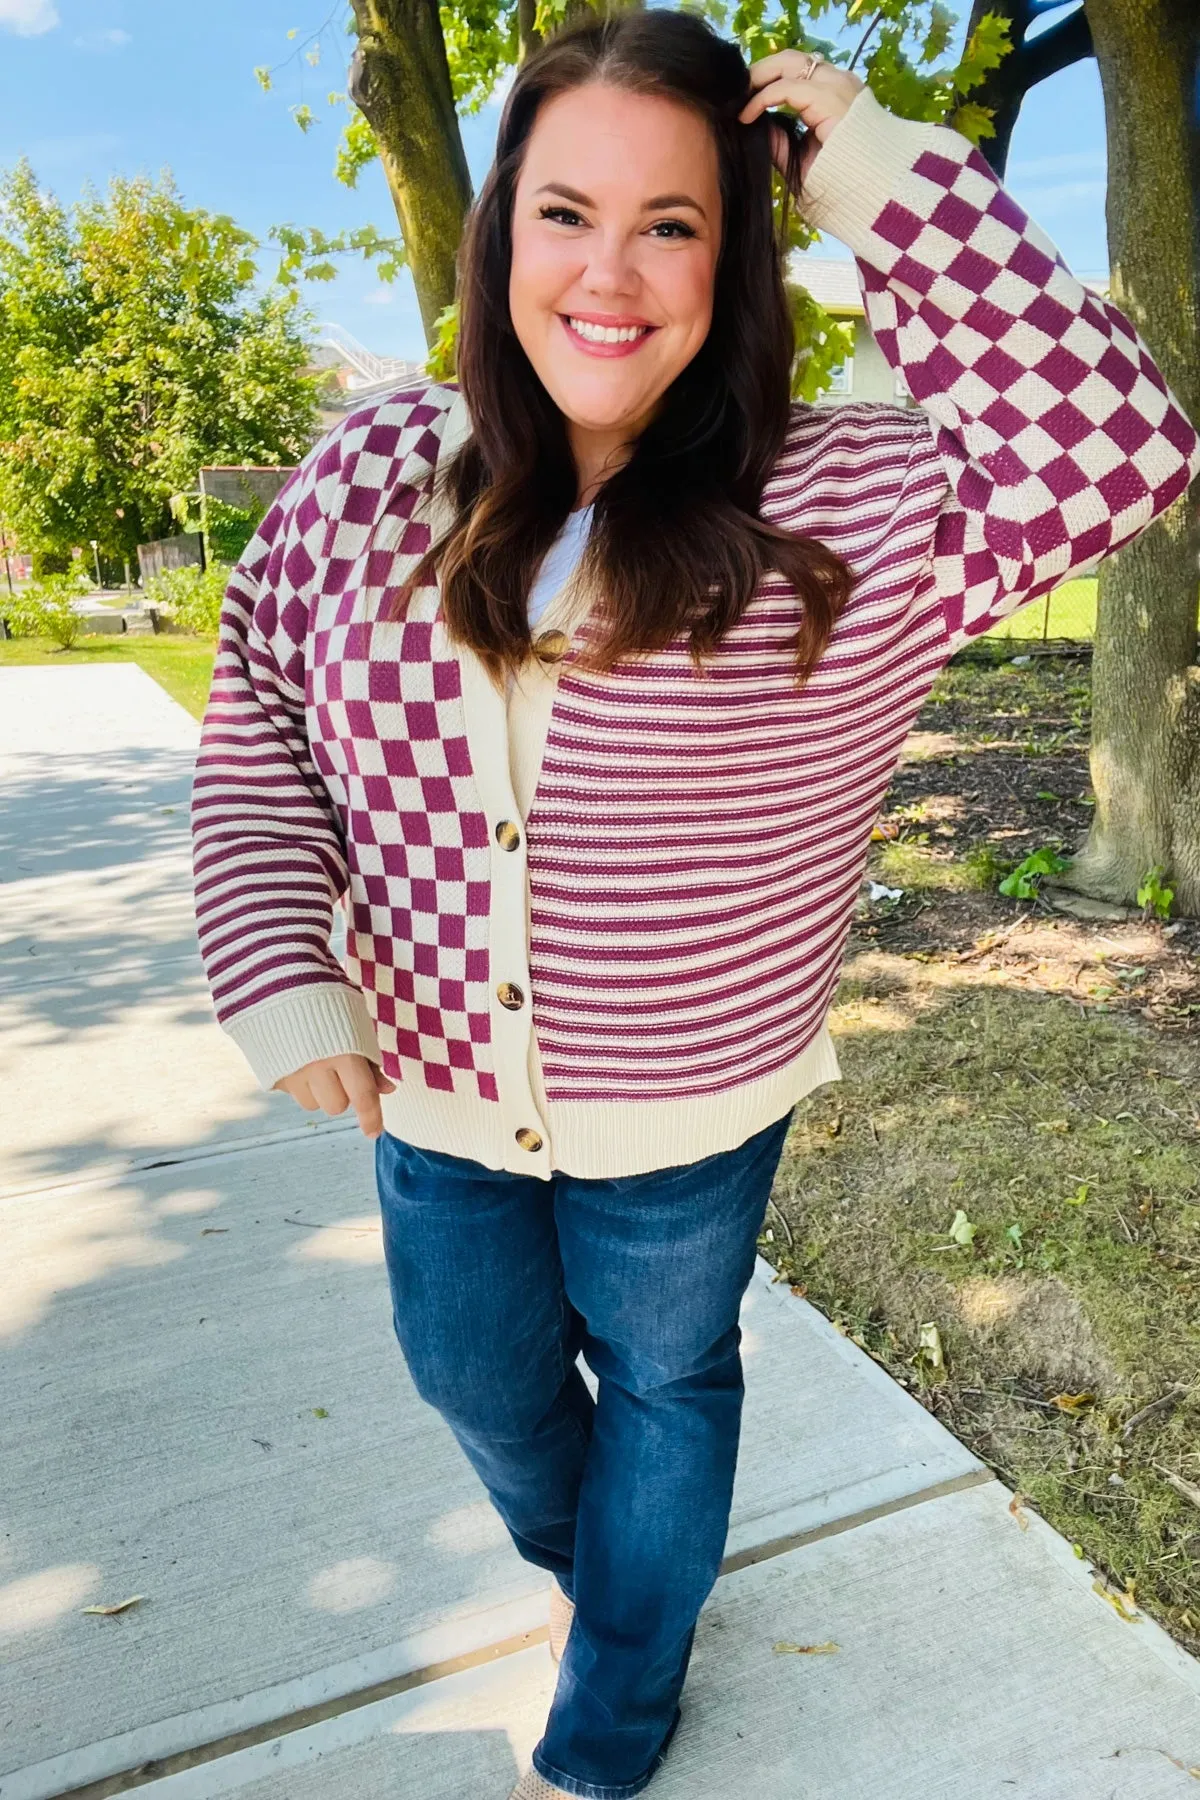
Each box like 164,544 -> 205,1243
276,1054 -> 396,1138
740,54 -> 865,149
275,1069 -> 321,1110
740,73 -> 811,128
305,1058 -> 377,1137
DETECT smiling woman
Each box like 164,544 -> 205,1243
189,10 -> 1200,1800
406,15 -> 855,686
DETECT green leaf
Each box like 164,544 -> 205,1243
997,846 -> 1069,899
253,66 -> 272,92
948,1208 -> 976,1246
949,101 -> 997,145
1136,866 -> 1174,920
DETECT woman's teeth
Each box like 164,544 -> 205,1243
568,317 -> 650,344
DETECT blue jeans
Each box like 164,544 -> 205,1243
374,1112 -> 793,1800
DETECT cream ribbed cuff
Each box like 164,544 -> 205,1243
224,981 -> 382,1091
797,83 -> 971,252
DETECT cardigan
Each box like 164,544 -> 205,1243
190,83 -> 1200,1180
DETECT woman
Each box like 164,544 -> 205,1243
191,14 -> 1199,1799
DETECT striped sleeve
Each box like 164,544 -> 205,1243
797,85 -> 1200,651
189,429 -> 381,1091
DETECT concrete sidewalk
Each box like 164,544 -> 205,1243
1,664 -> 1197,1800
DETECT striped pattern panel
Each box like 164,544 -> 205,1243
525,405 -> 948,1101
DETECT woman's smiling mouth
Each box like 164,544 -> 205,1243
560,313 -> 659,355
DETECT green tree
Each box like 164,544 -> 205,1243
0,164 -> 320,568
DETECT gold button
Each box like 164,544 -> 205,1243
495,819 -> 521,852
496,981 -> 525,1010
534,628 -> 570,664
515,1127 -> 544,1154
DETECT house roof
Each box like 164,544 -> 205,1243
790,252 -> 1111,316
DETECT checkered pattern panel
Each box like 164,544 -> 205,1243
852,142 -> 1200,651
194,383 -> 498,1104
308,406 -> 497,1103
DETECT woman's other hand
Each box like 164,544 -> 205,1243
274,1053 -> 397,1139
740,53 -> 866,193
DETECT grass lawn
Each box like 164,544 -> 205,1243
0,632 -> 218,720
984,576 -> 1098,642
765,650 -> 1200,1657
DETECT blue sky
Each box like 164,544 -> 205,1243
0,0 -> 1106,363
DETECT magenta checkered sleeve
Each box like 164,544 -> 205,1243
847,129 -> 1200,647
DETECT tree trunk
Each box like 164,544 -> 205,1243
955,0 -> 1094,178
517,0 -> 542,61
349,0 -> 473,345
1066,0 -> 1200,913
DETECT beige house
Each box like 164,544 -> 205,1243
790,254 -> 1112,408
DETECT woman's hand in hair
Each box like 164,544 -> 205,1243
274,1053 -> 397,1140
739,54 -> 867,191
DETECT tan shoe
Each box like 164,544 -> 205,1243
548,1581 -> 575,1665
508,1772 -> 572,1799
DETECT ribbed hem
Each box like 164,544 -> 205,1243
798,83 -> 971,251
378,1028 -> 841,1180
223,981 -> 382,1090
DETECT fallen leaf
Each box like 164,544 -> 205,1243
789,1283 -> 808,1298
313,1407 -> 330,1419
773,1640 -> 840,1655
911,1321 -> 946,1376
1051,1392 -> 1096,1415
82,1595 -> 145,1616
1091,1578 -> 1139,1622
948,1208 -> 976,1247
1008,1492 -> 1031,1531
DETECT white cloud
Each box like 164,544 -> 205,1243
0,0 -> 60,36
1008,150 -> 1105,181
73,26 -> 131,50
363,287 -> 398,307
1009,179 -> 1106,213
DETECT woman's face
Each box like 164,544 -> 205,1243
508,81 -> 723,445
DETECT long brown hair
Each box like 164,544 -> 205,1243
393,9 -> 855,681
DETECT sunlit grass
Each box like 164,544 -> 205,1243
0,634 -> 217,720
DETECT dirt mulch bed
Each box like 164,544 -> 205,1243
766,649 -> 1200,1658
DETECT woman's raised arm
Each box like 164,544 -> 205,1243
777,74 -> 1200,649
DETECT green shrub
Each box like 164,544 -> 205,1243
203,497 -> 263,565
4,569 -> 92,647
30,549 -> 72,579
144,562 -> 230,636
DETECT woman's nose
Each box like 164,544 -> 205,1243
580,230 -> 640,296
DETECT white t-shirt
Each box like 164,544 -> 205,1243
528,504 -> 593,627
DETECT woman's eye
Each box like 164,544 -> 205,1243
648,220 -> 696,240
539,205 -> 585,227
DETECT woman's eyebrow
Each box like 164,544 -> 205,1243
534,181 -> 707,218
